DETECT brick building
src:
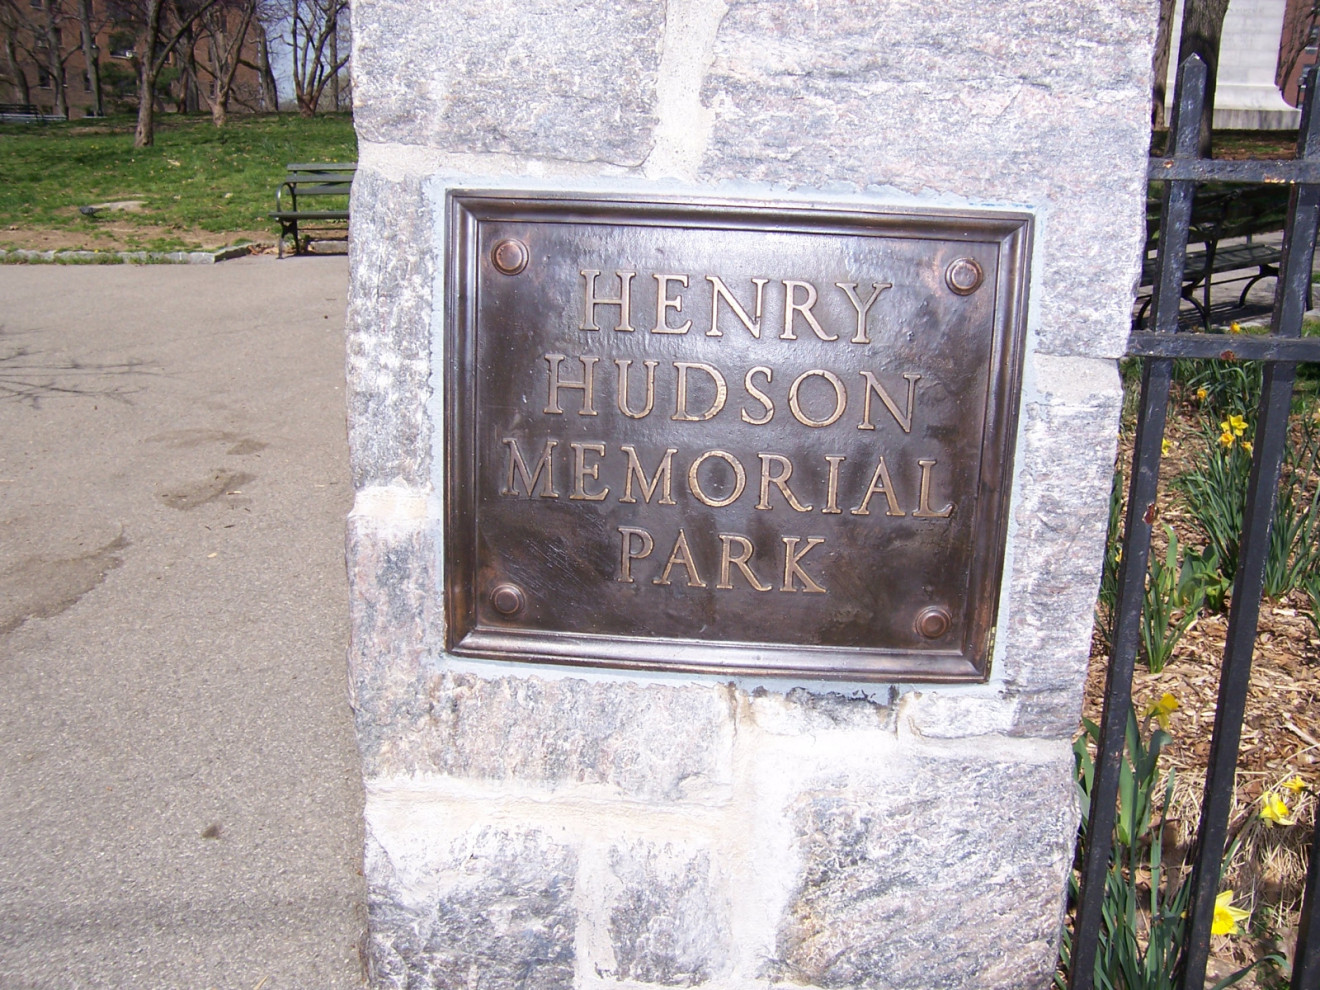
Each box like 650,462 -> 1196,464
0,0 -> 273,119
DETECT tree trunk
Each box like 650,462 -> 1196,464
329,8 -> 338,111
39,0 -> 66,118
1,16 -> 30,104
134,0 -> 163,147
201,0 -> 253,127
1176,0 -> 1232,157
255,19 -> 277,111
178,23 -> 200,113
1151,0 -> 1177,129
76,0 -> 101,116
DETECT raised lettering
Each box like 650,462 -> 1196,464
756,453 -> 813,512
654,529 -> 706,587
688,449 -> 746,508
617,526 -> 654,583
672,362 -> 728,422
619,445 -> 677,505
580,270 -> 636,332
717,534 -> 772,591
570,442 -> 609,501
502,437 -> 559,498
788,369 -> 847,428
822,455 -> 845,514
616,358 -> 658,419
851,456 -> 905,516
913,458 -> 954,518
706,276 -> 768,338
781,536 -> 827,593
652,274 -> 692,334
858,371 -> 920,433
741,366 -> 775,425
544,353 -> 600,416
836,282 -> 892,344
781,280 -> 836,341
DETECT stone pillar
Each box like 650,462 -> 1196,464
345,3 -> 1158,988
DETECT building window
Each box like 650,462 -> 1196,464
37,66 -> 51,89
83,71 -> 91,92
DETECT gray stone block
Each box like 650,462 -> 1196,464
607,843 -> 730,986
353,0 -> 663,165
698,0 -> 1153,358
366,826 -> 577,990
346,512 -> 439,771
998,378 -> 1122,734
750,686 -> 899,736
769,750 -> 1076,990
346,169 -> 436,490
388,673 -> 736,802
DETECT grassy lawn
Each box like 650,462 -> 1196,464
0,112 -> 356,253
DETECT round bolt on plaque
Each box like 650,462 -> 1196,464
915,605 -> 952,639
490,583 -> 527,616
945,257 -> 984,296
491,238 -> 529,276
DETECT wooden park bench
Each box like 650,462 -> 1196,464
270,162 -> 355,258
1135,184 -> 1292,329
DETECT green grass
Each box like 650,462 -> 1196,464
0,112 -> 356,251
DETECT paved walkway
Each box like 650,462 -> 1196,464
0,257 -> 366,990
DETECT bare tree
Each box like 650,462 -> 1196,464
75,0 -> 102,116
288,0 -> 347,116
0,1 -> 33,104
133,0 -> 224,147
36,0 -> 68,118
250,12 -> 277,110
194,0 -> 255,125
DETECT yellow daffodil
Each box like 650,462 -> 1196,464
1213,890 -> 1250,935
1260,791 -> 1296,826
1144,692 -> 1180,730
1284,776 -> 1308,794
1241,441 -> 1253,455
1219,431 -> 1236,448
1230,321 -> 1243,334
1162,438 -> 1172,456
1196,387 -> 1208,401
1228,415 -> 1247,435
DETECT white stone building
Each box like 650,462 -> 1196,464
1166,0 -> 1302,128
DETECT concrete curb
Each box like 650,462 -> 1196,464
0,244 -> 264,265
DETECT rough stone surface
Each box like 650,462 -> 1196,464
397,672 -> 736,802
365,826 -> 577,990
997,366 -> 1124,737
769,749 -> 1077,990
699,0 -> 1155,358
352,0 -> 664,165
346,168 -> 436,491
607,843 -> 730,986
345,510 -> 440,773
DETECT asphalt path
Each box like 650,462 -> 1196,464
0,257 -> 366,990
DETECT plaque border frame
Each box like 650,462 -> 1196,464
444,190 -> 1032,682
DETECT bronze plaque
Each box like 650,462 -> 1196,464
445,192 -> 1030,681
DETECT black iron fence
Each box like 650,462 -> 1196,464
1069,56 -> 1320,990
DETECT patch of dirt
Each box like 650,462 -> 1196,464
0,224 -> 273,253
